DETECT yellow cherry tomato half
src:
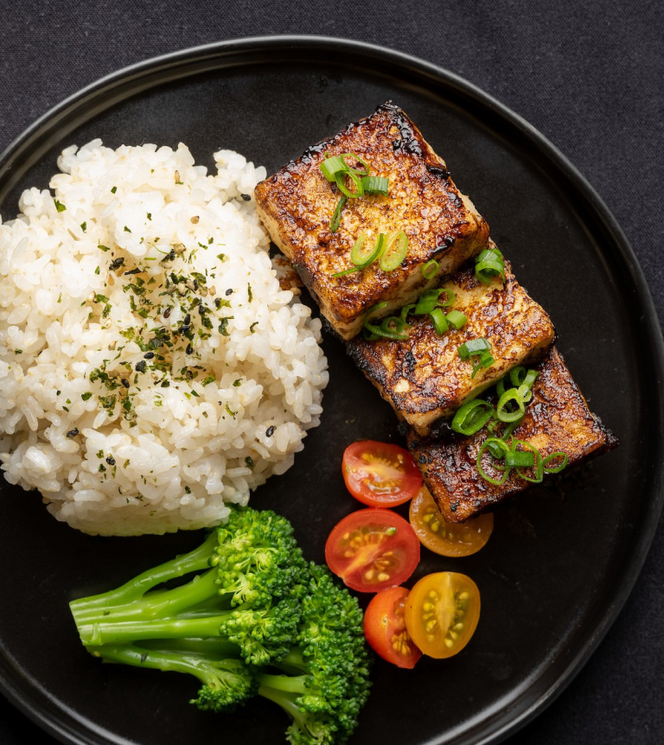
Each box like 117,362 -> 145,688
409,486 -> 494,557
404,572 -> 480,659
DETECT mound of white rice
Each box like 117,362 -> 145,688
0,141 -> 328,536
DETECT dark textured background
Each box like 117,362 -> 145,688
0,1 -> 662,743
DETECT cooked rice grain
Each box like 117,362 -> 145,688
0,142 -> 328,535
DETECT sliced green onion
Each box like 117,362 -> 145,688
400,304 -> 416,323
446,309 -> 467,329
421,259 -> 440,280
351,233 -> 384,267
340,153 -> 370,176
451,399 -> 494,435
477,438 -> 512,485
320,155 -> 347,182
458,338 -> 492,358
364,318 -> 409,341
496,376 -> 508,398
379,231 -> 408,272
414,287 -> 455,315
429,308 -> 448,335
543,452 -> 569,473
330,196 -> 346,232
509,366 -> 527,387
475,245 -> 506,284
505,449 -> 535,468
361,176 -> 389,195
513,440 -> 543,483
335,170 -> 364,198
496,388 -> 526,422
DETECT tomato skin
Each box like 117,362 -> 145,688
364,587 -> 422,669
404,572 -> 481,659
325,508 -> 421,593
342,440 -> 422,507
409,487 -> 494,557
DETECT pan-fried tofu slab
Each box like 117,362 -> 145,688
347,254 -> 555,434
254,102 -> 490,340
407,346 -> 618,523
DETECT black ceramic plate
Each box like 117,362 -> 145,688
0,36 -> 662,745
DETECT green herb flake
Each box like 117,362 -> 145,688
81,392 -> 93,401
98,244 -> 111,252
233,379 -> 242,387
123,226 -> 132,233
202,375 -> 216,386
95,266 -> 100,275
250,321 -> 259,333
111,186 -> 117,194
54,199 -> 66,213
225,404 -> 237,417
80,221 -> 87,232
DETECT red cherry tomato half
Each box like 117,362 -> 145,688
342,440 -> 423,507
364,586 -> 422,669
325,508 -> 421,593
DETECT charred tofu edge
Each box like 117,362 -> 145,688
347,257 -> 556,434
407,346 -> 618,522
254,101 -> 490,340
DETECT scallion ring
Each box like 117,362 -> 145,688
320,155 -> 347,182
451,399 -> 494,435
446,309 -> 467,329
351,233 -> 384,267
429,308 -> 449,335
379,231 -> 408,272
513,440 -> 543,483
475,246 -> 506,284
496,388 -> 526,422
542,452 -> 569,473
334,170 -> 364,198
477,438 -> 512,485
400,304 -> 416,323
421,259 -> 440,280
340,153 -> 370,176
361,176 -> 389,195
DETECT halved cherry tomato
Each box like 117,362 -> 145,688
364,587 -> 422,668
325,508 -> 420,592
409,486 -> 494,557
342,440 -> 422,507
404,572 -> 480,659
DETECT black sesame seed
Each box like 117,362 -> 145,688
186,344 -> 193,355
121,378 -> 130,388
109,257 -> 125,271
183,314 -> 191,325
225,288 -> 233,296
163,307 -> 172,319
135,360 -> 147,372
66,429 -> 79,438
161,380 -> 171,388
266,426 -> 275,437
106,456 -> 116,466
240,193 -> 251,201
143,352 -> 155,359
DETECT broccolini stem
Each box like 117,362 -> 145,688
77,614 -> 231,646
258,683 -> 302,718
88,643 -> 226,684
256,673 -> 310,696
70,531 -> 218,619
140,638 -> 242,658
73,568 -> 221,625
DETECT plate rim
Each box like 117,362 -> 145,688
0,33 -> 663,745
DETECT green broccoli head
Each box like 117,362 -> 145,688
211,508 -> 309,608
191,658 -> 258,713
257,563 -> 373,745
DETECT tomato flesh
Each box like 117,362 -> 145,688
325,508 -> 420,592
364,586 -> 422,668
342,440 -> 422,507
409,486 -> 494,557
404,572 -> 480,659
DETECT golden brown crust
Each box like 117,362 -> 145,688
407,346 -> 618,522
254,101 -> 490,340
347,252 -> 555,433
